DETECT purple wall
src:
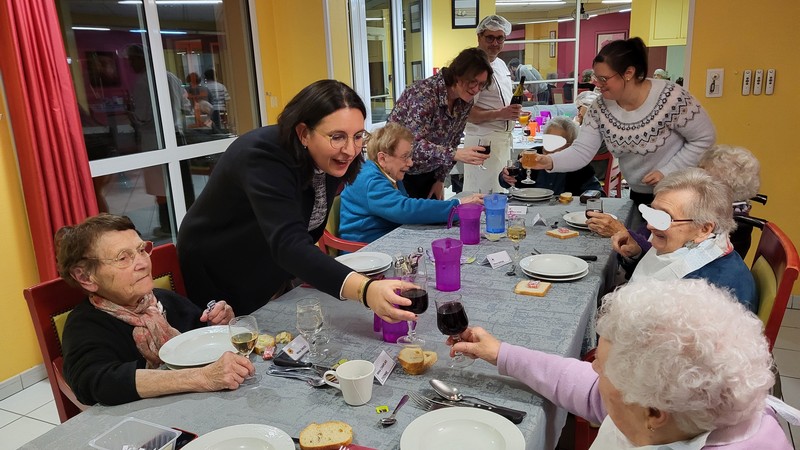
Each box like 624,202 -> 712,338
556,12 -> 631,78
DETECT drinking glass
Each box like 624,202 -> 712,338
586,198 -> 603,216
435,293 -> 473,369
477,139 -> 491,171
229,315 -> 260,383
520,151 -> 537,185
396,258 -> 429,346
518,111 -> 531,127
506,159 -> 521,183
296,297 -> 326,363
507,216 -> 527,270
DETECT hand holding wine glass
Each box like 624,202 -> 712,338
229,315 -> 260,383
396,258 -> 429,345
436,293 -> 473,368
477,139 -> 492,171
520,151 -> 537,185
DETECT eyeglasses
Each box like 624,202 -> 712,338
379,151 -> 413,162
463,78 -> 486,91
639,204 -> 694,231
591,73 -> 620,85
314,129 -> 370,151
85,240 -> 154,269
482,34 -> 506,44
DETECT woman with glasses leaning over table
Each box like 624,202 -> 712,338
58,214 -> 253,406
529,37 -> 716,212
177,80 -> 415,323
386,47 -> 493,200
452,279 -> 791,449
339,123 -> 484,244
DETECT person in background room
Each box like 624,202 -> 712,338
508,58 -> 546,102
58,214 -> 252,406
451,278 -> 790,449
653,68 -> 670,80
339,123 -> 483,243
178,80 -> 417,323
463,15 -> 521,194
387,47 -> 493,200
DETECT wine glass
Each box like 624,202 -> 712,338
296,297 -> 326,363
520,150 -> 537,185
477,139 -> 491,170
505,159 -> 521,187
396,258 -> 429,346
229,315 -> 260,383
507,216 -> 527,271
435,293 -> 473,369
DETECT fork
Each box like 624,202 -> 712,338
408,392 -> 437,411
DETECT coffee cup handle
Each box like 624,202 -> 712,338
323,370 -> 340,389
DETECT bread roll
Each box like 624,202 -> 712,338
398,347 -> 437,375
299,421 -> 353,450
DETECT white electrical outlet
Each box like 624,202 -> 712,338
705,68 -> 724,98
753,69 -> 764,95
742,70 -> 752,96
765,69 -> 776,95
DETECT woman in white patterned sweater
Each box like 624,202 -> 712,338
532,37 -> 716,207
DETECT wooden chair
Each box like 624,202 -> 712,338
318,196 -> 367,256
551,87 -> 564,104
591,151 -> 622,198
23,243 -> 186,422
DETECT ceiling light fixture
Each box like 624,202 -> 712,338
618,8 -> 632,13
71,26 -> 110,31
601,0 -> 631,3
497,1 -> 566,6
119,0 -> 222,4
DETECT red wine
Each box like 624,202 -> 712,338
437,302 -> 469,335
478,145 -> 491,155
400,288 -> 429,314
506,167 -> 521,177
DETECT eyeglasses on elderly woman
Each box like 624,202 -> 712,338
84,240 -> 154,269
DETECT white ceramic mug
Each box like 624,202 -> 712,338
323,360 -> 374,406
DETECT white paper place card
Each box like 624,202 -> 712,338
373,350 -> 395,385
507,205 -> 527,217
481,250 -> 513,269
282,335 -> 310,360
530,213 -> 548,227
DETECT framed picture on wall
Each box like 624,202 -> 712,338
412,61 -> 423,82
549,31 -> 556,58
452,0 -> 478,29
596,31 -> 627,54
410,2 -> 421,33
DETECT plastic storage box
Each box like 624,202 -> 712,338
89,417 -> 180,450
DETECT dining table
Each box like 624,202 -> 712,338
23,196 -> 633,450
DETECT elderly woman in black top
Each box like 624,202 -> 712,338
178,80 -> 415,323
59,214 -> 252,406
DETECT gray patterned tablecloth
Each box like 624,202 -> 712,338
24,198 -> 632,450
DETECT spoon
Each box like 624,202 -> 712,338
429,379 -> 502,408
505,263 -> 517,276
379,394 -> 409,427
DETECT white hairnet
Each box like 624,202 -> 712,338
476,15 -> 511,36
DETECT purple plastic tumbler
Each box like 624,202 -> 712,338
374,313 -> 408,342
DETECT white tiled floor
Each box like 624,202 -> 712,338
4,308 -> 800,449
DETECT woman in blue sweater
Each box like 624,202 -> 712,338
340,123 -> 483,243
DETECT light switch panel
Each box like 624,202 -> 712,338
753,69 -> 764,95
742,70 -> 752,96
765,69 -> 776,95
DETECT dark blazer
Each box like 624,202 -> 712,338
177,125 -> 352,314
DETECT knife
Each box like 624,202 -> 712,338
424,396 -> 527,424
272,351 -> 331,371
574,255 -> 597,261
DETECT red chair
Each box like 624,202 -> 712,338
591,151 -> 622,198
318,196 -> 367,256
23,243 -> 187,422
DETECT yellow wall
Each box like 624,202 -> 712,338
430,0 -> 495,68
0,81 -> 42,381
690,1 -> 799,290
328,0 -> 353,84
255,1 -> 330,124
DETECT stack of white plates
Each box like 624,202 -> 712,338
519,254 -> 589,282
563,211 -> 618,230
509,188 -> 554,202
158,326 -> 235,369
335,251 -> 393,275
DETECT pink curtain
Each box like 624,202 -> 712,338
0,0 -> 99,281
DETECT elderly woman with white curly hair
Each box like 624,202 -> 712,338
451,278 -> 791,449
699,144 -> 761,257
612,167 -> 757,312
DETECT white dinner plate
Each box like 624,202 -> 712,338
563,211 -> 618,229
519,254 -> 589,277
335,251 -> 393,273
182,424 -> 294,450
523,267 -> 589,282
400,407 -> 525,450
509,188 -> 554,199
361,262 -> 392,276
158,326 -> 234,367
511,194 -> 552,203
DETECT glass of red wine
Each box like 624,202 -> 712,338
396,258 -> 429,346
477,139 -> 491,171
435,293 -> 473,368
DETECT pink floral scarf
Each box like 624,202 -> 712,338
89,292 -> 180,368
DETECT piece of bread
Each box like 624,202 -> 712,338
559,192 -> 573,204
299,421 -> 353,450
398,347 -> 437,375
547,227 -> 579,239
275,331 -> 293,344
514,280 -> 552,297
254,334 -> 276,355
